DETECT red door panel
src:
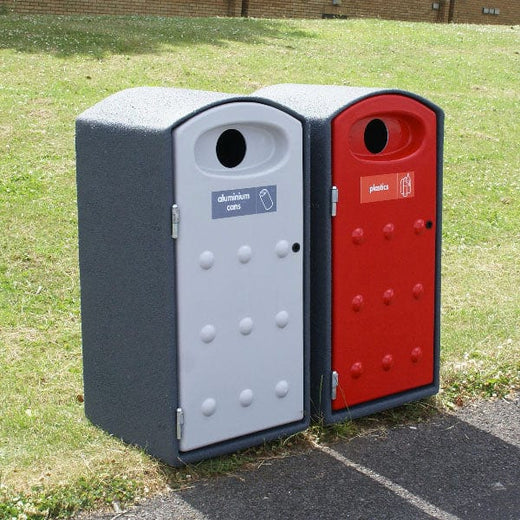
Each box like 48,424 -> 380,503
331,94 -> 438,410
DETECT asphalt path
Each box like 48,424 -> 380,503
80,394 -> 519,520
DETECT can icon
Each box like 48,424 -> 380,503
259,188 -> 274,211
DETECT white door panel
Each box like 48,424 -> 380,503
173,102 -> 304,452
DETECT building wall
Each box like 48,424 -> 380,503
2,0 -> 241,18
246,0 -> 321,19
2,0 -> 518,24
450,0 -> 520,25
318,0 -> 448,23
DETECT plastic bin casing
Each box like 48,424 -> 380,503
254,84 -> 443,425
76,87 -> 310,465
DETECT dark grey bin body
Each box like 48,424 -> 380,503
76,87 -> 310,465
254,84 -> 443,425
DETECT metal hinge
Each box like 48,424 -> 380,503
331,371 -> 339,400
331,186 -> 339,217
171,204 -> 180,239
176,408 -> 184,440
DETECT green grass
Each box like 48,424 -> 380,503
1,14 -> 519,518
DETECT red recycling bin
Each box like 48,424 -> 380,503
255,84 -> 443,423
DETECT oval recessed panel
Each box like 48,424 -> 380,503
348,113 -> 426,161
194,123 -> 289,176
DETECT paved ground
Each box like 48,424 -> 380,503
80,394 -> 519,520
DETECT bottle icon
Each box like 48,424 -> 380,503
400,173 -> 412,198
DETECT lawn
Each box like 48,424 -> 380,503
0,14 -> 519,518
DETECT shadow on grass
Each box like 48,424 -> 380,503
0,14 -> 315,58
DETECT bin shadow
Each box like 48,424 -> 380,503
0,15 -> 315,58
171,407 -> 519,519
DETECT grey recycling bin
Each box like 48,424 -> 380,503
76,87 -> 310,465
255,84 -> 443,425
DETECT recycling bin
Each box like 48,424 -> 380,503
76,87 -> 310,465
255,84 -> 443,424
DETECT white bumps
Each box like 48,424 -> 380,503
237,245 -> 252,264
275,380 -> 289,398
201,398 -> 217,417
275,310 -> 289,328
275,239 -> 290,258
239,389 -> 254,407
199,250 -> 215,270
197,239 -> 293,419
239,317 -> 254,335
200,324 -> 216,343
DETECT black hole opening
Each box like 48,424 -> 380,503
426,220 -> 433,229
364,119 -> 388,154
292,242 -> 301,253
216,129 -> 247,168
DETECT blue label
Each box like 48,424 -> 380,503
212,185 -> 277,219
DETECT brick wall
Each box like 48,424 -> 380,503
450,0 -> 520,25
318,0 -> 447,23
2,0 -> 241,18
2,0 -> 518,24
246,0 -> 321,19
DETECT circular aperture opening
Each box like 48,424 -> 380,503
364,119 -> 388,154
216,129 -> 247,168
